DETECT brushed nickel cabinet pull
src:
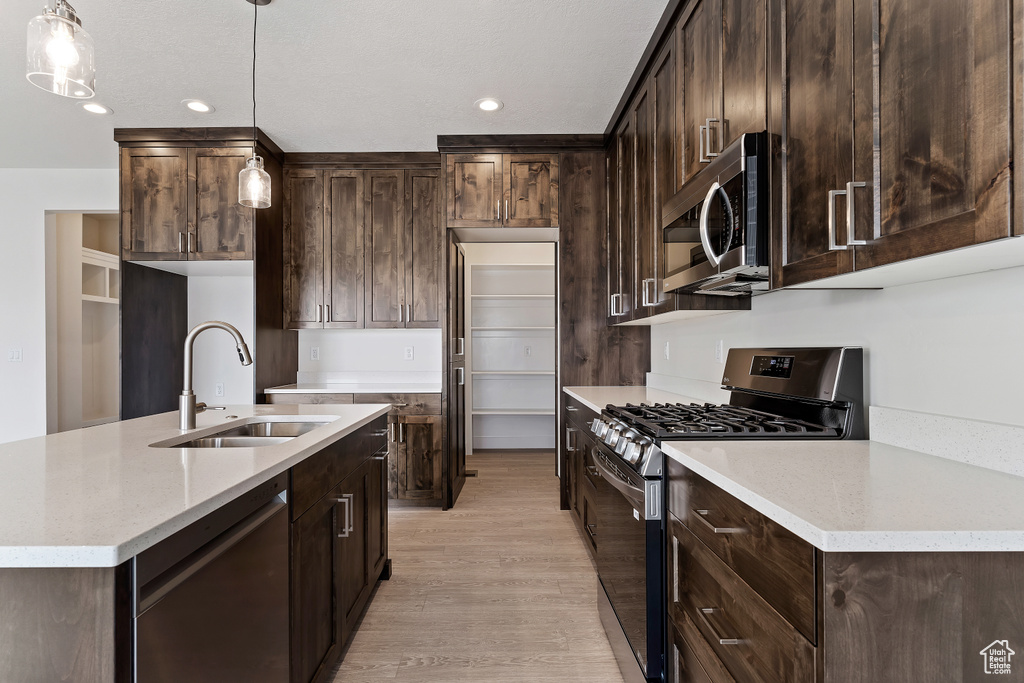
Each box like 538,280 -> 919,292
178,232 -> 184,253
827,188 -> 847,251
371,429 -> 388,437
187,232 -> 194,253
705,118 -> 721,158
324,304 -> 330,322
846,181 -> 869,246
698,607 -> 741,645
456,367 -> 465,386
399,422 -> 405,443
699,124 -> 708,163
565,405 -> 578,412
692,509 -> 745,534
335,494 -> 354,538
398,304 -> 404,323
565,426 -> 577,452
504,198 -> 509,222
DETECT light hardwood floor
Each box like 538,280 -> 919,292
330,450 -> 625,682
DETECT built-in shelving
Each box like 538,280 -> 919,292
468,262 -> 556,451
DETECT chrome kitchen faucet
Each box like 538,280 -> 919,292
179,321 -> 253,430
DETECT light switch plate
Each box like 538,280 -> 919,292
715,340 -> 725,363
7,349 -> 22,362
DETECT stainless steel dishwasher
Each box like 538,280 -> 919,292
133,473 -> 290,682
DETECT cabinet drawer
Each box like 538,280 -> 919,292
564,394 -> 598,431
669,459 -> 817,642
265,393 -> 354,405
669,615 -> 736,683
672,517 -> 815,683
353,393 -> 440,415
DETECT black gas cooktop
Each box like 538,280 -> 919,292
605,402 -> 837,440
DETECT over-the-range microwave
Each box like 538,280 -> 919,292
661,131 -> 771,295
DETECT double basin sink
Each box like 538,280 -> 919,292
153,416 -> 333,449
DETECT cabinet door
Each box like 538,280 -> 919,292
284,169 -> 326,329
634,81 -> 661,318
120,147 -> 189,261
190,147 -> 253,260
337,463 -> 369,648
291,489 -> 340,683
446,154 -> 503,227
678,0 -> 722,185
366,453 -> 387,582
397,415 -> 443,501
324,170 -> 364,328
720,0 -> 767,149
449,237 -> 466,361
405,170 -> 442,328
649,42 -> 678,314
780,0 -> 855,286
610,117 -> 637,320
364,170 -> 406,328
852,0 -> 1012,270
447,362 -> 467,509
503,154 -> 559,227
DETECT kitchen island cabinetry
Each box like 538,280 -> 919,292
561,393 -> 599,560
779,0 -> 1013,287
445,153 -> 558,228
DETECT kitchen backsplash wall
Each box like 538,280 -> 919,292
649,264 -> 1024,429
296,328 -> 442,384
187,276 -> 255,406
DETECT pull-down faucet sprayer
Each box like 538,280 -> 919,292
179,321 -> 252,430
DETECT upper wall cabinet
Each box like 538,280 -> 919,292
284,167 -> 442,330
446,153 -> 559,228
120,146 -> 254,262
678,0 -> 767,187
780,0 -> 1013,287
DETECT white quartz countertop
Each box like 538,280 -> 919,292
564,386 -> 701,413
0,403 -> 390,568
663,440 -> 1024,553
266,383 -> 442,394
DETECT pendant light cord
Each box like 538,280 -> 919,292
251,1 -> 258,150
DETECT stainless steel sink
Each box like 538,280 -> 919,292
152,417 -> 334,449
175,435 -> 296,448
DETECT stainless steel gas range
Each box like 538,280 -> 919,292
588,347 -> 865,683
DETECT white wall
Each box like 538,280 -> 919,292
187,276 -> 255,405
649,265 -> 1024,428
0,169 -> 119,444
297,329 -> 443,379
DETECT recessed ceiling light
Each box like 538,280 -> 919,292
182,99 -> 214,113
475,98 -> 503,112
82,102 -> 112,114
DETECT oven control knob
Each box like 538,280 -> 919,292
604,427 -> 620,447
622,441 -> 640,463
614,436 -> 631,456
592,420 -> 608,438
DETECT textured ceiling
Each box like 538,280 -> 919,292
0,0 -> 667,168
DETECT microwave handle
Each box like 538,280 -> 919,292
698,181 -> 723,267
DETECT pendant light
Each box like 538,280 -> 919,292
26,0 -> 96,99
239,0 -> 272,209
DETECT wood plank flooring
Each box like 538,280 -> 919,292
330,450 -> 625,682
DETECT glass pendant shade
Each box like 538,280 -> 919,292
239,156 -> 271,209
26,3 -> 95,99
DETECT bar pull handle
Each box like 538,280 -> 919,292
398,303 -> 404,323
388,422 -> 395,442
187,232 -> 194,253
565,405 -> 578,412
698,124 -> 708,163
705,118 -> 721,158
399,422 -> 405,443
692,509 -> 745,534
827,188 -> 848,251
846,181 -> 868,246
504,198 -> 509,222
406,304 -> 411,323
697,607 -> 742,646
456,337 -> 465,356
565,427 -> 577,452
610,293 -> 623,317
371,429 -> 388,437
335,494 -> 354,538
371,451 -> 388,461
324,304 -> 330,323
178,232 -> 184,254
392,403 -> 409,408
641,278 -> 656,307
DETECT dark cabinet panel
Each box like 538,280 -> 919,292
504,154 -> 559,227
121,147 -> 189,261
609,117 -> 636,321
634,85 -> 658,315
364,170 -> 406,328
406,170 -> 443,327
679,0 -> 722,185
191,147 -> 253,260
447,361 -> 467,509
337,465 -> 369,647
324,171 -> 364,328
396,415 -> 444,501
446,154 -> 503,227
284,170 -> 325,329
720,0 -> 767,150
291,488 -> 339,683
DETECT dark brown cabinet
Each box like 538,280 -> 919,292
561,395 -> 599,561
446,236 -> 467,508
780,0 -> 1013,287
120,145 -> 254,262
446,153 -> 559,228
392,414 -> 444,503
607,117 -> 636,322
284,167 -> 441,330
677,0 -> 766,186
290,418 -> 388,683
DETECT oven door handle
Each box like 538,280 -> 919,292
594,452 -> 645,507
698,181 -> 724,267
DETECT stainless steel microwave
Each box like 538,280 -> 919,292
661,131 -> 770,295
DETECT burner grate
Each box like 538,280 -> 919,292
606,402 -> 837,440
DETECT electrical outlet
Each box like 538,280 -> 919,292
7,349 -> 22,362
404,346 -> 414,361
523,345 -> 532,358
715,339 -> 725,363
310,347 -> 320,361
663,342 -> 670,360
215,383 -> 225,398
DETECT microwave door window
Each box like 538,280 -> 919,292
664,203 -> 702,278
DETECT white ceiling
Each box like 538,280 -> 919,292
1,0 -> 667,169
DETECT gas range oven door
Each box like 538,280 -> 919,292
590,445 -> 663,682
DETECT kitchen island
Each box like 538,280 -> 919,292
0,403 -> 391,683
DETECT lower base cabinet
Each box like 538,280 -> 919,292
388,412 -> 444,505
561,396 -> 599,560
291,417 -> 389,683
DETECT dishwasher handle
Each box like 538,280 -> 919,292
137,500 -> 286,615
